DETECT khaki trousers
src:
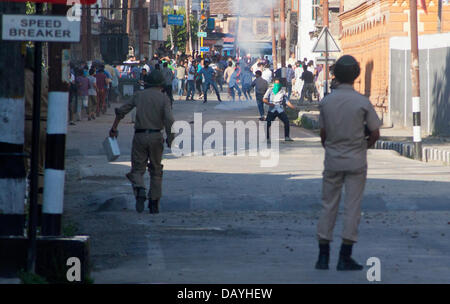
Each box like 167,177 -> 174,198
88,95 -> 97,116
126,133 -> 164,201
317,168 -> 367,243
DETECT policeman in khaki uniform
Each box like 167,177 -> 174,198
315,55 -> 382,271
110,70 -> 175,214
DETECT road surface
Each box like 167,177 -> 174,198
63,94 -> 450,284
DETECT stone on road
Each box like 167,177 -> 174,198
63,95 -> 450,284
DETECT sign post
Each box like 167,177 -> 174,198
168,14 -> 184,26
26,2 -> 44,274
2,14 -> 81,42
312,27 -> 340,96
1,1 -> 81,273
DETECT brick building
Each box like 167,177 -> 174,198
315,0 -> 341,38
339,0 -> 450,123
71,0 -> 164,62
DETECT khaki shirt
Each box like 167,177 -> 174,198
25,68 -> 48,120
319,84 -> 382,171
115,88 -> 174,136
176,66 -> 186,80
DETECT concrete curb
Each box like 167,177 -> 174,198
294,111 -> 450,166
296,112 -> 320,130
374,140 -> 450,165
0,277 -> 20,284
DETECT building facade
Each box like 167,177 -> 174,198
72,0 -> 164,63
209,0 -> 273,58
339,0 -> 450,124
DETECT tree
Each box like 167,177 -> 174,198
163,6 -> 198,54
26,2 -> 36,14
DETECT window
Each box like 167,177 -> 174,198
228,20 -> 236,33
150,13 -> 159,29
312,0 -> 320,21
256,20 -> 268,35
292,0 -> 299,12
241,19 -> 253,34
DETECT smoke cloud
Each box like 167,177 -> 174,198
231,0 -> 276,56
231,0 -> 275,16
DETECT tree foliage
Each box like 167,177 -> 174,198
163,6 -> 198,53
26,2 -> 36,14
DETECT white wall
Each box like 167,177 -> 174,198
297,0 -> 319,62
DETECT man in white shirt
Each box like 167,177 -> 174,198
186,61 -> 196,101
286,64 -> 295,100
251,59 -> 261,73
262,65 -> 273,84
307,60 -> 315,73
228,67 -> 242,101
263,78 -> 296,142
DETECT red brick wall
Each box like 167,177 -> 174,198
339,0 -> 450,121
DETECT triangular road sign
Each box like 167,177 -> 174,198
312,27 -> 341,53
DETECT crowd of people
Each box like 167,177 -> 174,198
69,61 -> 120,125
121,51 -> 329,105
67,51 -> 330,128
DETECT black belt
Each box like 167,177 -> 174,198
135,129 -> 162,134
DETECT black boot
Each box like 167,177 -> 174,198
149,199 -> 160,214
337,243 -> 363,271
315,243 -> 330,270
134,187 -> 147,213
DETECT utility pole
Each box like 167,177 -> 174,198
271,4 -> 277,69
197,10 -> 200,55
0,1 -> 26,237
82,5 -> 88,61
127,0 -> 132,35
169,0 -> 176,52
185,0 -> 192,54
297,0 -> 301,60
323,0 -> 329,96
286,0 -> 291,63
122,0 -> 128,34
80,4 -> 92,61
437,0 -> 442,32
234,4 -> 240,60
42,4 -> 70,236
280,0 -> 286,67
87,3 -> 92,60
138,0 -> 144,60
339,0 -> 344,35
200,0 -> 205,58
409,0 -> 423,160
323,0 -> 329,27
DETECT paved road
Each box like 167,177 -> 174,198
64,94 -> 450,284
